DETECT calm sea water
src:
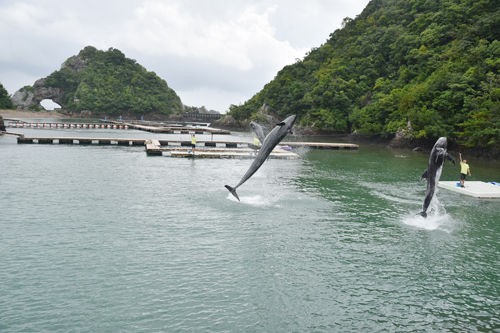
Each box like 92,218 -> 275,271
1,124 -> 499,332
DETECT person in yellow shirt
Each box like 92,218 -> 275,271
190,134 -> 197,155
459,153 -> 471,188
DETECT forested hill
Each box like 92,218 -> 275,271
13,46 -> 183,117
228,0 -> 499,151
0,82 -> 13,109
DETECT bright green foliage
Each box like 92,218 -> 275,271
228,0 -> 499,151
0,82 -> 13,109
44,46 -> 182,116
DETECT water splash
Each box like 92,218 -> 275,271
402,196 -> 454,232
226,193 -> 281,207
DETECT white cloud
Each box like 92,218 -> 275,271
0,0 -> 371,112
123,2 -> 303,72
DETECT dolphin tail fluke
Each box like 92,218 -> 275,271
225,185 -> 240,201
419,211 -> 427,218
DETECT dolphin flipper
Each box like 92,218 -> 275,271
225,185 -> 240,201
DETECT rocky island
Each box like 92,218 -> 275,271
11,46 -> 183,120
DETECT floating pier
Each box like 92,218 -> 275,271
16,136 -> 146,146
438,181 -> 500,199
7,122 -> 129,130
5,121 -> 230,135
15,135 -> 247,147
282,142 -> 358,150
146,140 -> 299,159
121,122 -> 231,135
171,148 -> 299,159
14,134 -> 358,159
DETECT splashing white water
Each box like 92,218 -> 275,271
227,193 -> 281,207
403,195 -> 454,232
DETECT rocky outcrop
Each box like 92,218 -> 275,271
388,120 -> 414,148
12,78 -> 62,110
0,115 -> 5,132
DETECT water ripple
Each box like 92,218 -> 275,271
1,135 -> 499,332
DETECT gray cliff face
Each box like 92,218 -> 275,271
12,78 -> 63,110
11,53 -> 86,110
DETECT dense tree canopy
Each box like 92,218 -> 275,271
228,0 -> 499,151
44,46 -> 183,116
0,82 -> 13,109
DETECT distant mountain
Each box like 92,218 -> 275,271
12,46 -> 183,118
228,0 -> 499,151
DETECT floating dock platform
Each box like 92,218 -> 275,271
144,139 -> 299,159
13,134 -> 357,159
282,142 -> 358,150
5,120 -> 231,135
438,181 -> 500,199
122,122 -> 231,135
169,148 -> 299,159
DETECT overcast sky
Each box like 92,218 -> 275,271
0,0 -> 370,112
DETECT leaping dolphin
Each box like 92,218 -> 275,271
419,137 -> 455,217
249,121 -> 267,144
225,115 -> 297,201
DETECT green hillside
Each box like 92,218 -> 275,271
0,82 -> 13,109
44,46 -> 182,117
228,0 -> 499,151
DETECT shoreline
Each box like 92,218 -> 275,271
1,109 -> 497,160
0,109 -> 65,119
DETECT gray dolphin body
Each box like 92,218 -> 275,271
419,137 -> 455,217
249,121 -> 267,144
225,115 -> 297,201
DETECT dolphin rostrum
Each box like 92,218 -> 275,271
419,137 -> 455,217
225,115 -> 297,201
249,121 -> 267,144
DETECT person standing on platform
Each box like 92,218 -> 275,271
459,153 -> 471,188
190,134 -> 197,155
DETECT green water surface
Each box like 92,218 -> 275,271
1,129 -> 499,332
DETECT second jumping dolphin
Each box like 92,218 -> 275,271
225,115 -> 296,201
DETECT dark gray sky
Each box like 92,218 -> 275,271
0,0 -> 370,112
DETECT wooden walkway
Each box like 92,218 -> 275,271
438,181 -> 500,199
